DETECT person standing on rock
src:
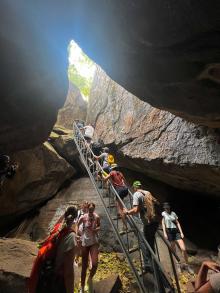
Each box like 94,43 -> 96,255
123,180 -> 160,271
161,202 -> 193,274
30,206 -> 78,293
103,163 -> 128,230
77,202 -> 100,293
54,206 -> 78,293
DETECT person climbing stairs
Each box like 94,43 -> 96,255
73,121 -> 181,293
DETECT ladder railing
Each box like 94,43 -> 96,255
73,122 -> 180,293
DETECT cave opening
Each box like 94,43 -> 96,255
67,40 -> 95,101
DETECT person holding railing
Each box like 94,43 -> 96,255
82,123 -> 95,147
94,147 -> 112,174
102,163 -> 129,230
161,202 -> 193,274
123,180 -> 160,272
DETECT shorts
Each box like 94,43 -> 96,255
115,186 -> 128,200
103,166 -> 111,174
84,136 -> 92,143
166,228 -> 181,241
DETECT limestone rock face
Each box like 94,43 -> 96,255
0,1 -> 69,154
9,177 -> 119,252
87,68 -> 220,196
0,238 -> 37,293
70,1 -> 220,126
49,126 -> 85,174
56,83 -> 87,129
1,0 -> 220,153
0,142 -> 75,228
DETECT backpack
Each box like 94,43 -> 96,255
28,221 -> 73,293
107,154 -> 115,165
140,190 -> 161,224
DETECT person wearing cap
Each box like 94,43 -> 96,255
162,202 -> 193,274
123,180 -> 160,271
103,164 -> 128,230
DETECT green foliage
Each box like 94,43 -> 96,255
68,65 -> 92,97
68,42 -> 95,98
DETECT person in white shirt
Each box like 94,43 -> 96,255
83,123 -> 94,146
162,202 -> 193,274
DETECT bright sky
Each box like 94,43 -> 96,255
68,40 -> 95,80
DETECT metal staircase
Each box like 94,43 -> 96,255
73,122 -> 181,293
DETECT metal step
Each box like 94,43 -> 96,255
112,215 -> 121,221
119,229 -> 135,236
128,246 -> 139,254
107,204 -> 116,208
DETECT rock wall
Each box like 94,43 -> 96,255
56,82 -> 87,129
0,238 -> 37,293
87,67 -> 220,196
70,1 -> 220,127
0,142 -> 75,229
9,177 -> 119,252
1,0 -> 220,152
49,126 -> 85,173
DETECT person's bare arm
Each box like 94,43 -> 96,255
94,216 -> 101,232
63,248 -> 75,293
123,205 -> 139,215
194,261 -> 220,292
76,217 -> 83,236
176,220 -> 184,238
102,173 -> 111,181
162,218 -> 168,240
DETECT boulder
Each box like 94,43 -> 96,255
49,126 -> 85,173
56,82 -> 87,129
0,238 -> 37,293
0,142 -> 75,229
87,67 -> 220,196
93,274 -> 122,293
8,177 -> 119,252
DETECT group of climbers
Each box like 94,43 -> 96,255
76,121 -> 195,275
28,120 -> 218,293
29,202 -> 100,293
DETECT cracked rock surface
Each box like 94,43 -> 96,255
87,67 -> 220,196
